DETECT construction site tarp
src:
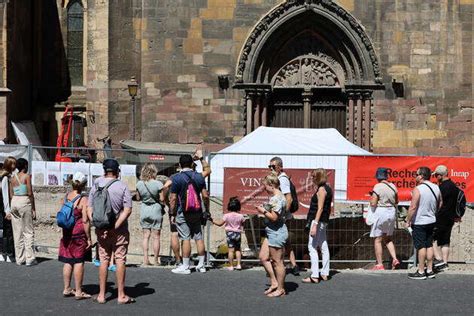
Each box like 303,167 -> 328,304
209,127 -> 371,201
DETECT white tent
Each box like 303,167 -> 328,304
209,127 -> 371,201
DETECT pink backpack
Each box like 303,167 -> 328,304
182,173 -> 202,212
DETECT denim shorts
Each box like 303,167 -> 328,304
265,224 -> 288,248
226,231 -> 241,249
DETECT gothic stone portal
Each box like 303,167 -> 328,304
234,1 -> 384,151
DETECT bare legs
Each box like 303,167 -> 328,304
433,240 -> 450,263
259,238 -> 278,291
373,235 -> 398,266
63,263 -> 90,298
142,229 -> 161,265
269,246 -> 285,294
417,247 -> 434,273
227,247 -> 242,270
171,232 -> 181,264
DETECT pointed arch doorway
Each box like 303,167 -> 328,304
234,0 -> 384,151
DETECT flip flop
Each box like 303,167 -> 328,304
92,295 -> 106,304
75,292 -> 92,300
63,289 -> 76,297
302,277 -> 319,284
267,289 -> 286,298
118,297 -> 136,305
264,286 -> 278,295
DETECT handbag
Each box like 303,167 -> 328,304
364,205 -> 376,226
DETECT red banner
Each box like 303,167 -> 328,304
223,168 -> 335,216
347,156 -> 474,202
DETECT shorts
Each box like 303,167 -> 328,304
412,223 -> 435,250
370,207 -> 396,238
96,229 -> 130,264
265,225 -> 288,249
433,223 -> 454,246
176,212 -> 203,241
140,207 -> 163,231
226,231 -> 241,249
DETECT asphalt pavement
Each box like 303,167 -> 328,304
0,259 -> 473,315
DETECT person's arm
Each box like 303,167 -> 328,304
81,197 -> 92,248
310,187 -> 327,236
256,206 -> 279,222
26,175 -> 36,220
370,192 -> 379,208
115,187 -> 133,229
200,159 -> 211,178
163,179 -> 172,205
405,188 -> 420,227
169,193 -> 177,216
2,177 -> 11,216
280,176 -> 292,207
212,218 -> 225,226
87,184 -> 97,222
201,188 -> 210,213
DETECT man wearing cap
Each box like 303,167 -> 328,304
88,159 -> 134,304
432,165 -> 458,271
169,154 -> 209,274
405,167 -> 442,280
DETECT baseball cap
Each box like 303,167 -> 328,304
72,172 -> 87,184
103,158 -> 120,173
432,165 -> 448,176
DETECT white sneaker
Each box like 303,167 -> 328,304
196,265 -> 206,273
6,256 -> 12,263
0,255 -> 4,262
172,264 -> 191,275
26,260 -> 38,266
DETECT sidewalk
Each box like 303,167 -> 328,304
1,259 -> 473,315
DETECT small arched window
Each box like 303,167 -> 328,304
67,1 -> 84,86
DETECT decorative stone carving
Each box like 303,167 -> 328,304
272,54 -> 344,88
235,0 -> 382,84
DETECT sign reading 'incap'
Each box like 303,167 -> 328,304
223,168 -> 335,216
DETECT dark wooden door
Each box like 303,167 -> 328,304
311,93 -> 347,135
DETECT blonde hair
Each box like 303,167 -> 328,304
0,156 -> 16,177
312,168 -> 327,186
263,173 -> 280,188
140,163 -> 158,181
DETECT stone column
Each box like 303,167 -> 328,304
246,92 -> 254,134
362,91 -> 373,151
356,93 -> 363,147
302,88 -> 312,128
261,92 -> 268,126
346,91 -> 355,143
254,92 -> 261,129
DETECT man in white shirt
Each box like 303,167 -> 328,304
269,157 -> 299,275
405,166 -> 442,280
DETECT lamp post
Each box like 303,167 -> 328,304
128,76 -> 138,140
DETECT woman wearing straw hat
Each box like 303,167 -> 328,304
369,167 -> 400,270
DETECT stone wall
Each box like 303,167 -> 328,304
53,0 -> 474,155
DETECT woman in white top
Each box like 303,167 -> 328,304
369,167 -> 399,270
0,157 -> 16,262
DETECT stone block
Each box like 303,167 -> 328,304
177,75 -> 196,83
183,38 -> 203,54
192,87 -> 214,99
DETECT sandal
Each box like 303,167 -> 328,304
63,289 -> 76,297
320,275 -> 329,281
92,295 -> 106,304
392,259 -> 400,270
302,277 -> 319,284
264,286 -> 278,295
267,289 -> 286,298
75,292 -> 92,300
118,297 -> 136,305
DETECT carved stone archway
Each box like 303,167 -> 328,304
234,0 -> 384,151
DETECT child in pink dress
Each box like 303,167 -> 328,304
212,197 -> 245,270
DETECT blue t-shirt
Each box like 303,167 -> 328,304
170,169 -> 206,212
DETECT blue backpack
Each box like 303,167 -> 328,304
57,194 -> 82,229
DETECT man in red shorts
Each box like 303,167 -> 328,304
88,159 -> 134,304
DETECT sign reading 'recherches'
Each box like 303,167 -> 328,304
223,168 -> 335,216
347,156 -> 474,202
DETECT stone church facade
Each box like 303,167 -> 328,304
0,0 -> 472,155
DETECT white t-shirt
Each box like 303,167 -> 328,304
278,172 -> 291,195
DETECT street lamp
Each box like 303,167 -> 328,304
128,76 -> 138,140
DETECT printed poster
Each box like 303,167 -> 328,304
32,161 -> 46,186
46,162 -> 61,186
120,164 -> 137,191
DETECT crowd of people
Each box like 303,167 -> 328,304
0,151 -> 467,302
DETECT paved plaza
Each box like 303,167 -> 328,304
0,259 -> 473,315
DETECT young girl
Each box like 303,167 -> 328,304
212,197 -> 245,271
256,174 -> 288,298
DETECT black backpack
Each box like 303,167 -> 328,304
455,189 -> 466,219
281,175 -> 299,213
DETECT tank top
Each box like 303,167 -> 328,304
414,181 -> 439,225
12,174 -> 28,196
310,184 -> 332,223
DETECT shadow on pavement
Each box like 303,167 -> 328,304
284,282 -> 299,294
108,282 -> 155,300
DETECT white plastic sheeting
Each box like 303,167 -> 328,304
209,127 -> 371,201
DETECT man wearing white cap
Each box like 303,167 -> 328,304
432,165 -> 458,271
